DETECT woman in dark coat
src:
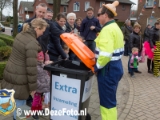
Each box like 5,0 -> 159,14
1,18 -> 48,120
47,13 -> 67,62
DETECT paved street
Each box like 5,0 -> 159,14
0,56 -> 160,120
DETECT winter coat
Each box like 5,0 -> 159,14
47,22 -> 67,59
143,27 -> 151,42
1,28 -> 41,100
65,22 -> 76,33
122,25 -> 132,41
80,16 -> 101,40
23,16 -> 64,53
149,26 -> 160,48
129,31 -> 142,52
130,54 -> 141,68
36,62 -> 50,93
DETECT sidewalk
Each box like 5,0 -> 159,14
1,56 -> 160,120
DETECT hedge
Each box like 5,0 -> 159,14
0,46 -> 12,61
0,34 -> 14,46
0,62 -> 6,80
0,39 -> 7,47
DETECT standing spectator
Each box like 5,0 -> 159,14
143,24 -> 153,73
65,12 -> 78,60
65,12 -> 77,33
22,2 -> 64,107
45,8 -> 53,21
129,47 -> 141,77
75,17 -> 82,34
128,23 -> 142,74
147,21 -> 160,76
143,24 -> 152,42
48,13 -> 67,61
1,18 -> 48,120
23,3 -> 64,54
95,1 -> 124,119
122,19 -> 133,56
80,6 -> 101,52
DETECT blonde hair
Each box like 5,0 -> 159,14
133,23 -> 141,29
23,18 -> 49,32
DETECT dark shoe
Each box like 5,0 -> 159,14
148,70 -> 153,74
32,114 -> 39,120
85,113 -> 91,120
13,118 -> 16,120
134,70 -> 142,73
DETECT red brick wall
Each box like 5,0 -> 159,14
67,0 -> 131,21
67,0 -> 96,19
137,1 -> 160,32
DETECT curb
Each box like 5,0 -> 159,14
118,75 -> 134,120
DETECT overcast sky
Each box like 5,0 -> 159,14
3,0 -> 138,16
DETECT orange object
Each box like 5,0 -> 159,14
60,33 -> 95,72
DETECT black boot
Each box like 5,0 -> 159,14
32,113 -> 39,120
85,113 -> 91,120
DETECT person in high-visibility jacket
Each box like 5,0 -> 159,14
94,1 -> 124,120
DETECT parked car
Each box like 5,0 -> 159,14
11,23 -> 23,36
0,23 -> 5,32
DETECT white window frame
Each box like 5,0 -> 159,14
145,0 -> 154,8
100,2 -> 105,7
159,0 -> 160,7
63,6 -> 67,12
85,1 -> 90,11
73,2 -> 80,11
147,17 -> 157,26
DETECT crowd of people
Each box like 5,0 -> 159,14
1,1 -> 160,120
122,18 -> 160,77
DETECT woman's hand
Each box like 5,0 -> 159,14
45,60 -> 53,65
151,48 -> 154,52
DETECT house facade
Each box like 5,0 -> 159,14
18,2 -> 34,22
19,0 -> 134,22
67,0 -> 134,22
137,0 -> 160,32
18,0 -> 68,21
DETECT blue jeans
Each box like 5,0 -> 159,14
13,99 -> 26,119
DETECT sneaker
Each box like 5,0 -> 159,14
130,75 -> 135,78
134,70 -> 142,73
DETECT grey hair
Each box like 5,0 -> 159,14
125,19 -> 130,24
36,3 -> 47,9
67,12 -> 76,20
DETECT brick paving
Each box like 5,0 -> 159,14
1,56 -> 160,120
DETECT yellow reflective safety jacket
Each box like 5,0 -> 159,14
94,20 -> 124,72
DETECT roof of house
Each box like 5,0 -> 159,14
104,0 -> 135,5
19,1 -> 34,12
46,0 -> 68,5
